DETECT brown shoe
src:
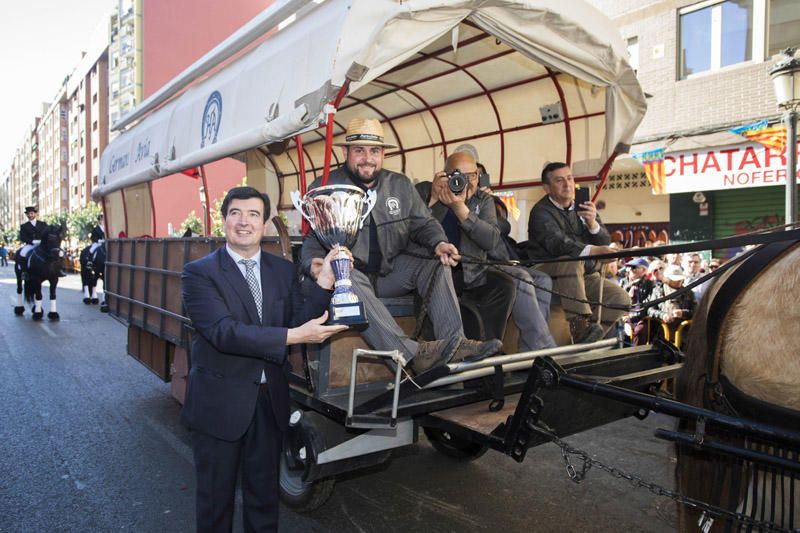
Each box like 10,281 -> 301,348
411,337 -> 459,373
450,338 -> 504,363
568,315 -> 604,344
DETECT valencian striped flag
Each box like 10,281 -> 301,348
496,191 -> 520,220
632,148 -> 666,194
730,120 -> 787,154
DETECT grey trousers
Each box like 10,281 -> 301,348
534,259 -> 630,327
349,253 -> 464,362
494,265 -> 557,351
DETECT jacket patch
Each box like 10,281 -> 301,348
386,196 -> 401,216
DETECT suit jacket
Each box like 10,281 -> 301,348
525,195 -> 611,273
180,247 -> 330,442
428,189 -> 500,289
19,221 -> 47,245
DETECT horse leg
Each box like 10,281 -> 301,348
48,281 -> 59,321
99,277 -> 108,313
83,283 -> 91,304
91,281 -> 99,305
32,283 -> 44,321
14,267 -> 24,315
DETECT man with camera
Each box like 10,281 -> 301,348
525,162 -> 630,343
416,152 -> 516,346
300,118 -> 503,374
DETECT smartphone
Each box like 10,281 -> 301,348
574,187 -> 591,206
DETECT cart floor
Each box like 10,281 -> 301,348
427,395 -> 519,435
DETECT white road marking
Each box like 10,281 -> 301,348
40,323 -> 58,338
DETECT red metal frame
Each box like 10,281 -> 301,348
591,151 -> 619,202
199,165 -> 211,236
120,188 -> 129,237
147,181 -> 157,236
546,68 -> 572,168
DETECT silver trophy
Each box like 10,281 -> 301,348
291,185 -> 376,327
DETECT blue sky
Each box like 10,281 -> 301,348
0,0 -> 112,172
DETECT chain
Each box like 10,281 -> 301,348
544,429 -> 796,533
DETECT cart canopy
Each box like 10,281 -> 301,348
95,0 -> 646,201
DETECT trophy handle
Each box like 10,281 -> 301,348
290,191 -> 314,223
359,189 -> 377,228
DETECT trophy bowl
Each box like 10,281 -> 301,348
291,185 -> 376,327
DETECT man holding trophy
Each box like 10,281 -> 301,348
298,118 -> 503,373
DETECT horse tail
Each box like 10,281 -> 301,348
23,275 -> 34,304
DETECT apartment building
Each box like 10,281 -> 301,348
66,44 -> 109,211
0,171 -> 11,233
9,115 -> 46,227
108,0 -> 143,138
37,87 -> 70,217
587,0 -> 800,247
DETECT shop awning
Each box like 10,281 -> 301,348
95,0 -> 646,200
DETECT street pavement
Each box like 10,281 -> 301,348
0,265 -> 678,532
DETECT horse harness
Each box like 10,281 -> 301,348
704,239 -> 800,429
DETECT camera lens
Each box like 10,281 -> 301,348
448,170 -> 466,193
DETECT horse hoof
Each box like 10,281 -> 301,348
91,298 -> 99,305
83,298 -> 91,304
32,312 -> 43,321
100,304 -> 109,313
47,312 -> 60,321
13,306 -> 24,316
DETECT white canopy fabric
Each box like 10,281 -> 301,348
95,0 -> 646,200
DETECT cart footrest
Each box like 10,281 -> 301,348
346,348 -> 405,429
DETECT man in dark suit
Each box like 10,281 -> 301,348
525,162 -> 630,343
181,186 -> 347,532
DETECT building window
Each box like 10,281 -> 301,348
93,148 -> 98,158
93,93 -> 98,104
769,0 -> 800,56
93,120 -> 98,131
679,0 -> 757,79
626,37 -> 639,74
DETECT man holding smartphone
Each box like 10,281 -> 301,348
524,162 -> 630,343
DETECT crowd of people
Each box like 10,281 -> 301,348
606,248 -> 722,345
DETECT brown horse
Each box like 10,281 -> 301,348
675,240 -> 800,531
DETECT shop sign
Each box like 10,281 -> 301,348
664,141 -> 800,194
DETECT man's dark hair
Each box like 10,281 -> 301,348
220,186 -> 271,221
541,162 -> 569,185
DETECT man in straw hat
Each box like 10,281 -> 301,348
301,117 -> 503,373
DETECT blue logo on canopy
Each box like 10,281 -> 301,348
201,91 -> 223,148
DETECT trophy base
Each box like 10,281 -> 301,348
328,302 -> 368,331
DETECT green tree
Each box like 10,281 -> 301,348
1,227 -> 19,245
209,175 -> 249,237
180,210 -> 204,236
42,212 -> 70,238
68,203 -> 103,242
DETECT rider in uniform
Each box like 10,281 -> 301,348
18,206 -> 46,279
89,214 -> 105,255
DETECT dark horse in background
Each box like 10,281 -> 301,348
14,224 -> 65,321
80,242 -> 107,311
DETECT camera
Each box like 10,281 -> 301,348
447,169 -> 467,194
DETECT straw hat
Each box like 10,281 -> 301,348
663,265 -> 686,281
335,117 -> 397,148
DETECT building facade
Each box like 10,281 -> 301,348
108,0 -> 143,137
587,0 -> 800,247
37,87 -> 70,217
66,45 -> 110,212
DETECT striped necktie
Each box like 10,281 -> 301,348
239,259 -> 262,323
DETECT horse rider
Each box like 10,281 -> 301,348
89,214 -> 105,256
18,206 -> 47,279
18,206 -> 67,278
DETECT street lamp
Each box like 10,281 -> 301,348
768,48 -> 800,226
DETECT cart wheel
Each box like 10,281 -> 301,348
423,427 -> 488,461
279,446 -> 335,512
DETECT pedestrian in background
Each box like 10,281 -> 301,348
0,243 -> 7,267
